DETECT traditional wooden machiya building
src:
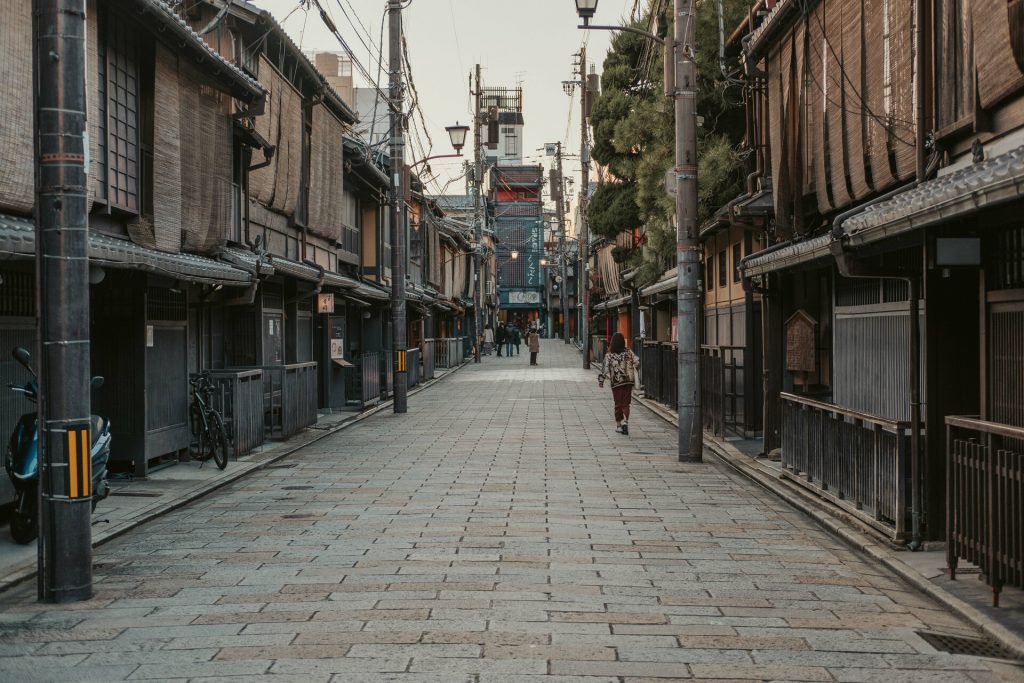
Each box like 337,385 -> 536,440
738,0 -> 1024,598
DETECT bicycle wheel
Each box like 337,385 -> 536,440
189,403 -> 207,461
207,410 -> 229,470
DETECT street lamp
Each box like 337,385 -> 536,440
409,121 -> 472,169
445,122 -> 469,154
575,0 -> 700,463
575,0 -> 598,26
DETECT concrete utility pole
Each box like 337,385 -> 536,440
472,64 -> 483,363
674,0 -> 702,462
33,0 -> 94,602
388,0 -> 408,413
553,143 -> 570,344
578,46 -> 591,370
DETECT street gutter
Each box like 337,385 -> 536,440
0,361 -> 469,594
631,389 -> 1024,661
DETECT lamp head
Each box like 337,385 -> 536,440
446,122 -> 470,153
575,0 -> 598,25
511,250 -> 520,260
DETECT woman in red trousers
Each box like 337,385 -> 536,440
598,332 -> 640,435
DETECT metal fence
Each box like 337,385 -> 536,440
701,345 -> 758,438
701,353 -> 725,436
946,416 -> 1024,607
640,342 -> 678,410
423,340 -> 436,380
781,392 -> 911,541
407,348 -> 421,388
207,369 -> 265,458
260,362 -> 318,439
360,352 -> 382,405
426,337 -> 467,370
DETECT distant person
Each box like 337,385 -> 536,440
495,323 -> 507,357
527,326 -> 540,365
598,332 -> 640,435
505,324 -> 515,357
482,323 -> 494,356
511,324 -> 522,356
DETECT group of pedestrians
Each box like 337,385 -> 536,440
481,322 -> 541,366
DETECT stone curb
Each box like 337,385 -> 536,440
632,391 -> 1024,661
0,361 -> 469,594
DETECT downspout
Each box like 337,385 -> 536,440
829,182 -> 923,551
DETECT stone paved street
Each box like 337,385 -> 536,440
0,341 -> 1021,682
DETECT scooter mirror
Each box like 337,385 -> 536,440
91,376 -> 104,390
12,347 -> 34,375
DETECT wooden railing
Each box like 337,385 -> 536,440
207,369 -> 265,458
407,348 -> 421,388
640,342 -> 678,410
260,362 -> 318,439
360,352 -> 382,405
781,393 -> 912,541
946,416 -> 1024,607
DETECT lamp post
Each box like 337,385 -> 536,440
408,122 -> 470,171
575,0 -> 701,463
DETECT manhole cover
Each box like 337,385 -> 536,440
280,485 -> 314,490
916,631 -> 1020,661
109,490 -> 163,498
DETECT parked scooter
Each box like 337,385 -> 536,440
4,347 -> 110,544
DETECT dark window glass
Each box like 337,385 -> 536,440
718,250 -> 726,288
733,243 -> 742,282
105,14 -> 139,212
706,256 -> 713,290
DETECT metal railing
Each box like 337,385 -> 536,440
781,393 -> 911,541
407,348 -> 421,388
640,342 -> 678,410
207,369 -> 265,458
701,345 -> 757,438
423,340 -> 436,380
360,352 -> 382,405
426,337 -> 467,370
946,416 -> 1024,607
259,362 -> 318,439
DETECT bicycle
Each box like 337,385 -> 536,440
188,374 -> 229,470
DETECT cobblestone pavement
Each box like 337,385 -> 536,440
1,341 -> 1021,682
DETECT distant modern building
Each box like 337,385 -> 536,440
478,86 -> 524,167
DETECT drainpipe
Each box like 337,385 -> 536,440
830,189 -> 924,551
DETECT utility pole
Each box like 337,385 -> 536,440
578,46 -> 591,369
388,0 -> 408,413
552,143 -> 570,344
674,0 -> 702,462
472,64 -> 483,362
33,0 -> 93,602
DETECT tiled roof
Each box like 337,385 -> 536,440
137,0 -> 265,101
745,0 -> 800,62
740,234 -> 833,277
841,144 -> 1024,246
0,214 -> 254,285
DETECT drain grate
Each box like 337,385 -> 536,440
280,485 -> 314,490
282,513 -> 316,519
109,490 -> 163,498
916,631 -> 1020,661
266,463 -> 297,469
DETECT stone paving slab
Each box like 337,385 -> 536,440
0,341 -> 1022,681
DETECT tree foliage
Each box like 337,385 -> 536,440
587,0 -> 750,287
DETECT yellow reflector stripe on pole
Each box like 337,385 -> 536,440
68,430 -> 78,499
81,429 -> 90,498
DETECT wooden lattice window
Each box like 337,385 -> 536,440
105,14 -> 140,212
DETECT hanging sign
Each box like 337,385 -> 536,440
317,293 -> 335,314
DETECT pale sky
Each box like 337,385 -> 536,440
252,0 -> 637,201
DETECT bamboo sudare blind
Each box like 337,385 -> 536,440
974,0 -> 1024,109
307,104 -> 345,243
0,0 -> 35,214
179,64 -> 232,254
250,56 -> 304,218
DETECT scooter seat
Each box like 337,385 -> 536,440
90,415 -> 106,443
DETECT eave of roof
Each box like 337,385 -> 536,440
133,0 -> 265,103
744,0 -> 805,63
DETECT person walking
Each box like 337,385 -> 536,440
598,332 -> 640,435
495,323 -> 507,357
512,324 -> 521,356
505,324 -> 515,357
482,323 -> 494,356
527,325 -> 540,365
